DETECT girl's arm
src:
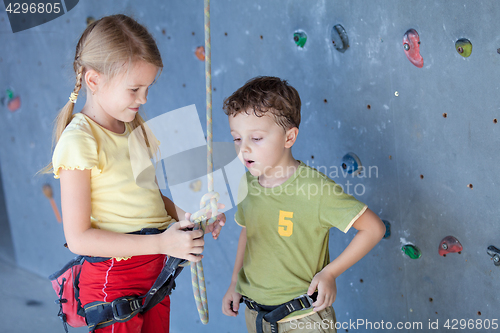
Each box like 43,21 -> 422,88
307,208 -> 385,312
161,193 -> 185,222
222,227 -> 246,317
60,168 -> 204,261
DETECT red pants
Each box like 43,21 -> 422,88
79,254 -> 170,333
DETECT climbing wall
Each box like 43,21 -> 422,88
1,1 -> 499,332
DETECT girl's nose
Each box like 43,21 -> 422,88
136,91 -> 148,104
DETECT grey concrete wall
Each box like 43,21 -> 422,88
0,1 -> 499,332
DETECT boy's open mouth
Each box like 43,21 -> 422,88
245,160 -> 255,168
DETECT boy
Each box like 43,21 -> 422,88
222,76 -> 386,333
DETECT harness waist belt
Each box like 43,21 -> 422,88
242,291 -> 318,333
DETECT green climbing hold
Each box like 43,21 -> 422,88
293,31 -> 307,48
402,244 -> 421,259
455,38 -> 472,58
6,89 -> 13,100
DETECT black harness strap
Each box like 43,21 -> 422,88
83,228 -> 187,331
243,292 -> 318,333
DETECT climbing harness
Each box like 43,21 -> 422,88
242,292 -> 318,333
50,228 -> 186,332
186,0 -> 218,325
83,256 -> 185,331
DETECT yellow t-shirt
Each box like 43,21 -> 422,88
52,113 -> 173,233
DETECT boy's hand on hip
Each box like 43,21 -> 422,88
307,269 -> 337,312
222,283 -> 241,317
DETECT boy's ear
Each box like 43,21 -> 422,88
85,69 -> 101,93
284,127 -> 299,148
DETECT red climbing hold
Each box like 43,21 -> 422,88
403,29 -> 423,68
439,236 -> 462,256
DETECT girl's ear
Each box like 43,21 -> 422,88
284,127 -> 299,149
85,69 -> 101,94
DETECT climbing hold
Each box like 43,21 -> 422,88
195,46 -> 205,61
42,184 -> 62,223
403,29 -> 423,68
487,245 -> 500,266
402,244 -> 421,259
382,220 -> 391,239
331,24 -> 349,53
341,152 -> 362,176
293,31 -> 307,48
86,16 -> 95,26
455,38 -> 472,58
7,96 -> 21,112
189,180 -> 202,192
3,89 -> 20,112
439,236 -> 462,256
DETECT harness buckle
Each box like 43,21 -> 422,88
294,294 -> 314,310
111,297 -> 141,321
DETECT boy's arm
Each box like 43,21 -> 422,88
222,227 -> 246,317
308,208 -> 385,312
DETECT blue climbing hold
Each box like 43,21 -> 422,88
341,152 -> 362,176
382,220 -> 391,239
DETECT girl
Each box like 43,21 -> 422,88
46,14 -> 224,333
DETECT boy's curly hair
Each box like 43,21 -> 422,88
223,76 -> 301,130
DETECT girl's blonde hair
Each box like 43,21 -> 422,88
41,14 -> 162,174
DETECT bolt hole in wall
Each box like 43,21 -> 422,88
443,113 -> 448,118
467,183 -> 473,189
494,118 -> 498,124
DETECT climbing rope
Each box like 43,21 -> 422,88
189,0 -> 216,325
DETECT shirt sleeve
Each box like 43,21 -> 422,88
52,128 -> 101,179
234,172 -> 250,227
234,205 -> 245,227
319,179 -> 368,233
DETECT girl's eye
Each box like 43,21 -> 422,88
131,88 -> 139,92
233,138 -> 241,142
253,138 -> 262,141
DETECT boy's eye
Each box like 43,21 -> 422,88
233,138 -> 241,142
131,88 -> 139,92
253,138 -> 262,141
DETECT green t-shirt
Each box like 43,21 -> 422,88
235,161 -> 367,314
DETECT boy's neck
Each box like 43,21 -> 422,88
258,156 -> 300,188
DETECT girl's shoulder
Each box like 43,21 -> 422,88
63,113 -> 95,137
56,113 -> 98,154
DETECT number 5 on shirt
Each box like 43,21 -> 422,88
278,210 -> 294,237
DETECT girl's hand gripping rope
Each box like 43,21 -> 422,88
160,213 -> 205,262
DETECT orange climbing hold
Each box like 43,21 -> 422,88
42,184 -> 62,223
7,96 -> 21,112
195,46 -> 205,61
